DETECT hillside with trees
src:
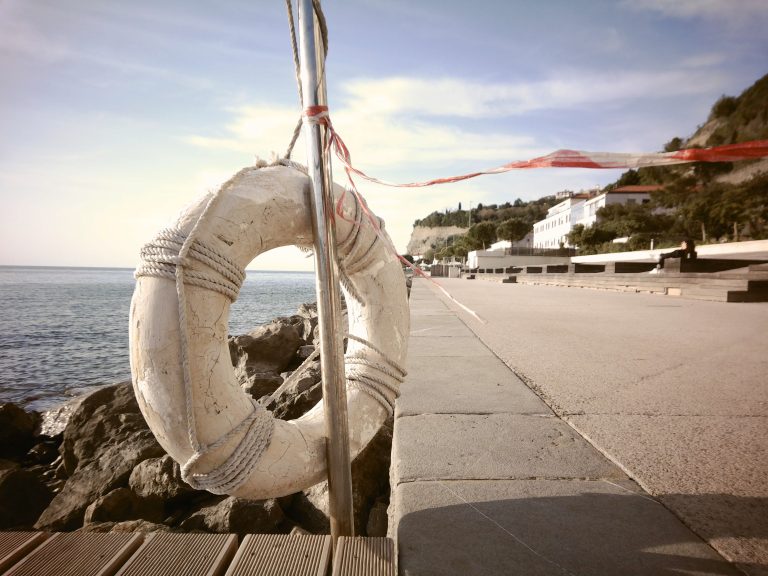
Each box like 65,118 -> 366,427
409,196 -> 560,261
570,73 -> 768,254
409,73 -> 768,260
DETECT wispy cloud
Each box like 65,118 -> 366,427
183,101 -> 544,169
0,2 -> 215,92
341,69 -> 728,118
185,65 -> 729,162
622,0 -> 768,27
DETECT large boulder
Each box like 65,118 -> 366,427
59,382 -> 154,475
0,403 -> 40,460
83,487 -> 165,525
0,459 -> 53,529
35,382 -> 165,531
35,433 -> 164,531
237,369 -> 283,401
179,496 -> 284,537
129,455 -> 202,503
229,319 -> 302,375
271,361 -> 322,421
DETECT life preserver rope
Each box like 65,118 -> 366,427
130,163 -> 409,498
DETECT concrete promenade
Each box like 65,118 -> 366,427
391,278 -> 767,576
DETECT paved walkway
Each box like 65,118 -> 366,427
391,278 -> 767,576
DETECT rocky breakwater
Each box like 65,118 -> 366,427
0,303 -> 393,537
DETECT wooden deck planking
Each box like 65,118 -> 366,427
331,537 -> 395,576
0,532 -> 394,576
0,533 -> 49,574
114,533 -> 237,576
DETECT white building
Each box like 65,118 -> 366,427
533,186 -> 659,248
532,192 -> 590,249
467,232 -> 571,270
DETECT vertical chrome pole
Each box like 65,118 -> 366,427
297,0 -> 354,541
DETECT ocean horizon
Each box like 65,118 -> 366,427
0,265 -> 318,412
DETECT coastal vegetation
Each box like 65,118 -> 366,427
411,73 -> 768,259
414,196 -> 559,261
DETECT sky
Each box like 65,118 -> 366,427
1,0 -> 767,270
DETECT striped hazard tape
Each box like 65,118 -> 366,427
302,105 -> 768,322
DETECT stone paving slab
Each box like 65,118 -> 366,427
410,314 -> 474,337
397,356 -> 547,416
395,480 -> 741,576
392,280 -> 742,575
394,413 -> 626,482
408,335 -> 494,357
569,413 -> 768,573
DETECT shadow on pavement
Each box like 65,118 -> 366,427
398,490 -> 749,576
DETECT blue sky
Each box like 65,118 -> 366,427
1,0 -> 767,269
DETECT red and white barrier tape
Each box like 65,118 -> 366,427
303,105 -> 768,321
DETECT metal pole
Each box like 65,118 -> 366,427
297,0 -> 355,541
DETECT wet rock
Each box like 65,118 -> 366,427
0,460 -> 53,529
83,487 -> 164,525
179,496 -> 284,537
129,455 -> 203,503
0,403 -> 41,460
40,395 -> 89,437
229,319 -> 302,375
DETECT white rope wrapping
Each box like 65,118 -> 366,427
345,336 -> 406,416
135,199 -> 275,495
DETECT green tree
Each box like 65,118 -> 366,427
467,221 -> 497,248
566,223 -> 617,253
596,203 -> 674,237
566,224 -> 585,248
711,95 -> 738,119
496,218 -> 531,243
664,137 -> 684,152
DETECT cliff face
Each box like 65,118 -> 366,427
406,225 -> 469,256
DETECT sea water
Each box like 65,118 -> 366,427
0,266 -> 316,412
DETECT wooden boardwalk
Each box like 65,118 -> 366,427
0,532 -> 394,576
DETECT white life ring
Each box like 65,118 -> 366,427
129,163 -> 409,499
